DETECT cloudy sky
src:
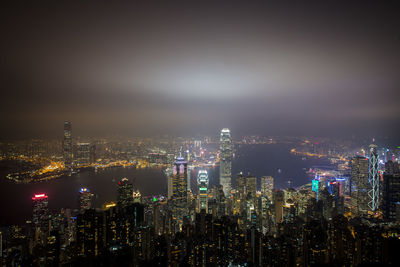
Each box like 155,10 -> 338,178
1,2 -> 399,140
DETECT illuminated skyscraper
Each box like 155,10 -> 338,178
219,128 -> 232,197
172,157 -> 188,230
79,187 -> 94,211
261,176 -> 274,201
32,193 -> 49,233
197,170 -> 209,212
63,121 -> 73,170
236,173 -> 257,199
382,161 -> 400,220
368,144 -> 380,211
350,156 -> 369,215
117,178 -> 133,207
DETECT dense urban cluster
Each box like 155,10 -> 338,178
1,125 -> 400,266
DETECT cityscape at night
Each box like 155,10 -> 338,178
1,2 -> 400,266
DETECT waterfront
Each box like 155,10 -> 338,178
0,143 -> 333,225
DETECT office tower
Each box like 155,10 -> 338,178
172,157 -> 188,230
382,162 -> 400,220
76,209 -> 105,257
76,142 -> 90,166
164,168 -> 173,199
63,121 -> 73,169
79,187 -> 94,211
236,172 -> 246,198
32,193 -> 50,240
216,185 -> 226,217
261,176 -> 274,201
235,173 -> 257,199
368,144 -> 380,211
117,178 -> 133,207
246,175 -> 257,200
350,156 -> 369,216
219,128 -> 232,197
273,190 -> 284,224
197,170 -> 209,212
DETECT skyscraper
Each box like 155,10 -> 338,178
350,156 -> 369,216
63,121 -> 73,170
117,178 -> 134,207
219,128 -> 232,197
79,187 -> 94,211
368,144 -> 380,211
236,173 -> 257,200
32,193 -> 49,234
261,176 -> 274,201
172,157 -> 188,230
382,161 -> 400,221
274,190 -> 284,224
197,170 -> 209,212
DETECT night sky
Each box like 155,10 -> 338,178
1,2 -> 399,140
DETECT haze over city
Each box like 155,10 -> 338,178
1,2 -> 400,140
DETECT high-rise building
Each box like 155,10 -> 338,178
117,178 -> 133,207
63,121 -> 73,169
368,144 -> 380,211
76,209 -> 105,257
197,170 -> 209,212
76,142 -> 90,166
172,157 -> 188,230
261,176 -> 274,201
350,156 -> 369,215
32,193 -> 49,234
273,190 -> 284,224
219,128 -> 232,197
165,168 -> 174,199
79,187 -> 94,211
246,175 -> 257,200
382,161 -> 400,220
235,173 -> 257,200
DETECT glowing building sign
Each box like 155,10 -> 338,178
32,193 -> 48,200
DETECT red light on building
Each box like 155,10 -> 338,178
32,193 -> 48,200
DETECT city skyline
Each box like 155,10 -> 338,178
1,2 -> 400,266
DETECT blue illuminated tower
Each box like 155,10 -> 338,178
368,144 -> 380,211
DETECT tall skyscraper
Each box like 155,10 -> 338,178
117,178 -> 133,207
273,190 -> 284,224
172,157 -> 188,230
197,170 -> 209,212
368,144 -> 380,211
63,121 -> 73,170
79,187 -> 94,211
219,128 -> 232,197
236,173 -> 257,200
32,193 -> 49,233
261,176 -> 274,201
164,168 -> 174,199
382,161 -> 400,220
350,156 -> 369,215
